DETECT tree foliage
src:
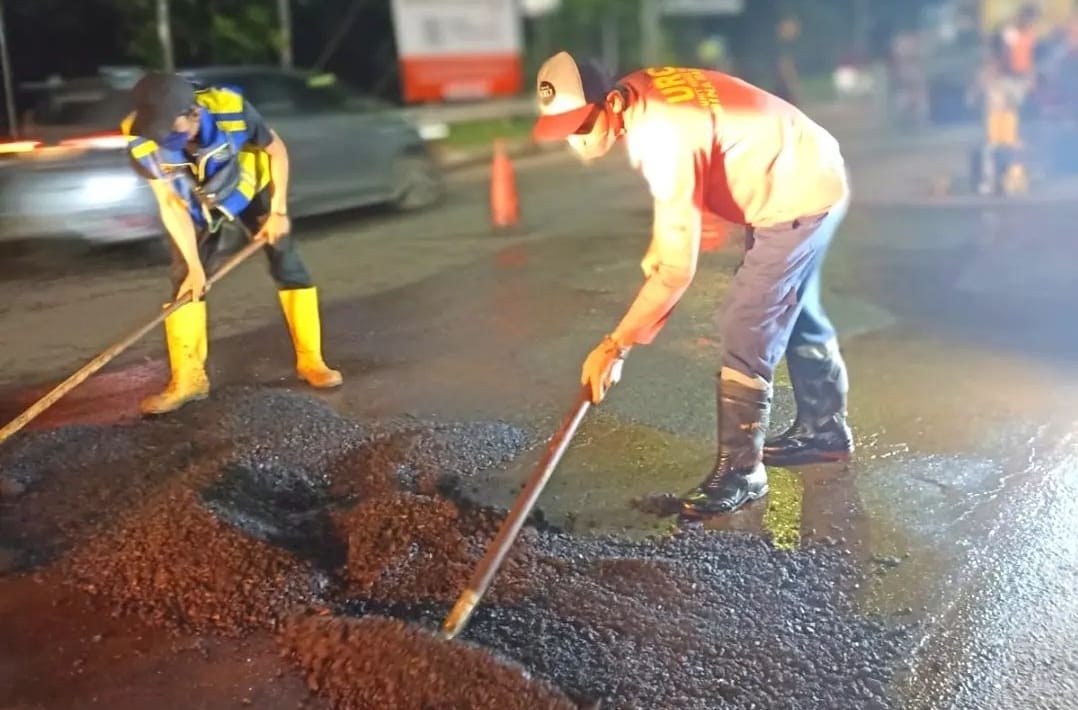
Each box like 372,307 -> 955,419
524,0 -> 943,88
2,0 -> 943,92
117,0 -> 279,68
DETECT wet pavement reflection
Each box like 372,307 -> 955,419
2,118 -> 1077,708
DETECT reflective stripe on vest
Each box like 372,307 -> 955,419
121,86 -> 271,226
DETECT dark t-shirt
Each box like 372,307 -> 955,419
129,98 -> 273,180
243,102 -> 273,147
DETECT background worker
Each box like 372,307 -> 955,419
975,3 -> 1042,193
774,16 -> 803,106
970,51 -> 1031,194
996,3 -> 1041,85
123,71 -> 342,415
532,52 -> 854,519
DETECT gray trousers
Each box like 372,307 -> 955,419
720,197 -> 848,383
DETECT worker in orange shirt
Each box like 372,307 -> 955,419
532,52 -> 853,519
976,4 -> 1041,193
998,4 -> 1040,79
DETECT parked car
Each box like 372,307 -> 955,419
0,65 -> 446,246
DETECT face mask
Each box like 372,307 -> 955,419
568,128 -> 615,163
159,131 -> 189,151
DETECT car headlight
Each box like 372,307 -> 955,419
81,174 -> 140,204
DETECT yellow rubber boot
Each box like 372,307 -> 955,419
278,287 -> 343,389
1003,162 -> 1029,195
140,301 -> 210,415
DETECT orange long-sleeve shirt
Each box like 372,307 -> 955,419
619,67 -> 849,233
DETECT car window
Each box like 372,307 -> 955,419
293,81 -> 349,113
293,74 -> 389,114
211,73 -> 297,115
195,71 -> 384,116
25,87 -> 132,128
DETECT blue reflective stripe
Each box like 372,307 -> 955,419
196,106 -> 216,144
169,176 -> 207,226
217,187 -> 250,218
126,86 -> 262,225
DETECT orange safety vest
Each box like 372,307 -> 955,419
1002,26 -> 1037,75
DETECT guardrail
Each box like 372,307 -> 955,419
400,97 -> 536,127
398,97 -> 536,142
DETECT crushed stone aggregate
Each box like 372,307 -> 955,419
281,615 -> 579,710
1,387 -> 910,708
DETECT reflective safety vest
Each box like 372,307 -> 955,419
121,86 -> 272,227
998,25 -> 1038,76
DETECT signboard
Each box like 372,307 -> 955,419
390,0 -> 524,103
659,0 -> 744,15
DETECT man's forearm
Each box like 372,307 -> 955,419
161,201 -> 200,271
611,265 -> 693,347
266,134 -> 290,213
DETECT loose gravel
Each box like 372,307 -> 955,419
339,490 -> 539,606
1,387 -> 909,709
311,500 -> 909,710
66,486 -> 318,635
282,615 -> 578,710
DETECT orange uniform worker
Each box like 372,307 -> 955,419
998,4 -> 1040,79
532,52 -> 854,518
123,72 -> 342,415
988,4 -> 1040,147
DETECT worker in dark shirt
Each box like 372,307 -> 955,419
122,71 -> 342,415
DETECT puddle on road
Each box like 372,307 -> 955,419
492,306 -> 1078,708
473,411 -> 874,559
469,412 -> 712,536
826,324 -> 1078,708
884,441 -> 1078,710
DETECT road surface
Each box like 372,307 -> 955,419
1,106 -> 1076,709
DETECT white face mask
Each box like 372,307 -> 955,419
567,125 -> 616,163
567,133 -> 594,159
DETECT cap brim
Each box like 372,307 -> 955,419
130,111 -> 174,143
532,104 -> 597,142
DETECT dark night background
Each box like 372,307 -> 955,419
3,0 -> 937,103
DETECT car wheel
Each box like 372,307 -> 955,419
391,153 -> 445,211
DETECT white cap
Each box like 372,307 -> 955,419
533,51 -> 613,141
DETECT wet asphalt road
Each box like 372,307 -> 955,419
1,104 -> 1077,709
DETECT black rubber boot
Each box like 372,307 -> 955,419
680,377 -> 771,519
763,343 -> 853,468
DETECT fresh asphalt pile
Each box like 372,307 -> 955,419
0,387 -> 909,709
67,484 -> 319,634
0,388 -> 368,573
340,490 -> 540,606
282,615 -> 579,710
314,506 -> 907,710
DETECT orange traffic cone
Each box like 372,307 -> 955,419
490,139 -> 520,231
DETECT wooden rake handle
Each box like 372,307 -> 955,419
440,386 -> 593,640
